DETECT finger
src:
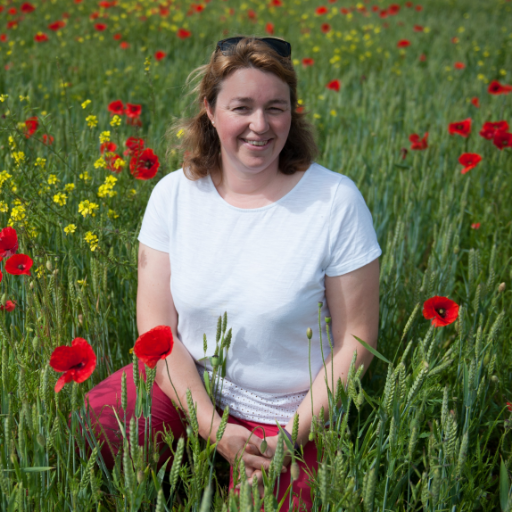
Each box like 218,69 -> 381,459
243,454 -> 273,472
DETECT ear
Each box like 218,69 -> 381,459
204,97 -> 214,123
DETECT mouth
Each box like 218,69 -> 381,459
241,138 -> 273,149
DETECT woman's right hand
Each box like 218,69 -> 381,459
216,424 -> 280,478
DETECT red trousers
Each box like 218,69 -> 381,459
86,363 -> 317,511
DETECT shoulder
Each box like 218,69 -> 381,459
306,162 -> 362,201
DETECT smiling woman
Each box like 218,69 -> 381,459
86,36 -> 381,511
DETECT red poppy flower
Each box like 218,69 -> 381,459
48,20 -> 66,31
302,58 -> 314,67
50,338 -> 97,392
0,34 -> 7,43
177,28 -> 191,39
0,227 -> 18,260
108,100 -> 124,116
5,254 -> 33,276
124,136 -> 145,156
405,1 -> 413,6
25,116 -> 39,138
397,39 -> 410,48
458,153 -> 482,174
507,402 -> 512,412
388,3 -> 400,14
340,8 -> 350,14
95,23 -> 107,31
8,7 -> 17,15
34,33 -> 49,43
113,33 -> 122,40
42,134 -> 54,145
423,296 -> 459,327
21,2 -> 36,13
471,97 -> 480,108
379,9 -> 388,18
133,325 -> 174,368
0,300 -> 16,312
89,11 -> 99,19
419,53 -> 427,62
488,80 -> 512,95
413,24 -> 424,32
130,148 -> 160,180
471,223 -> 480,230
120,41 -> 129,49
154,50 -> 166,61
265,22 -> 274,35
448,118 -> 471,137
454,62 -> 465,69
270,0 -> 283,5
125,103 -> 142,119
493,130 -> 512,150
479,121 -> 509,140
315,6 -> 328,15
326,79 -> 341,92
321,23 -> 331,33
371,5 -> 379,11
415,5 -> 423,10
100,141 -> 117,154
409,132 -> 428,150
296,106 -> 305,114
0,269 -> 2,283
247,9 -> 257,19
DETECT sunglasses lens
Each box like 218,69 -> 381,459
217,37 -> 291,58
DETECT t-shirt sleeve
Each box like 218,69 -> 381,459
137,178 -> 171,253
325,176 -> 382,277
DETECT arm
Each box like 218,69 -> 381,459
137,242 -> 273,472
286,258 -> 380,445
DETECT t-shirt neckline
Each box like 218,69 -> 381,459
206,165 -> 311,212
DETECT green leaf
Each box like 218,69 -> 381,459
352,335 -> 390,364
21,467 -> 54,472
500,457 -> 510,511
275,423 -> 294,453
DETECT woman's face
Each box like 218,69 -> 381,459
205,67 -> 292,177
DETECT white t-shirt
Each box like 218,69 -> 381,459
138,162 -> 381,424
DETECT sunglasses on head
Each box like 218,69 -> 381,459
216,37 -> 292,58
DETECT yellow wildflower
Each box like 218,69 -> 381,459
0,201 -> 8,213
84,231 -> 99,252
77,279 -> 87,286
0,94 -> 8,102
9,204 -> 26,223
108,209 -> 119,219
19,95 -> 29,102
78,200 -> 99,218
99,131 -> 111,143
81,99 -> 91,109
48,174 -> 59,185
53,193 -> 67,206
176,129 -> 185,139
8,136 -> 16,149
98,175 -> 118,198
12,151 -> 25,165
86,115 -> 98,128
35,265 -> 44,278
110,115 -> 121,127
34,157 -> 46,167
64,224 -> 76,235
79,171 -> 91,181
0,170 -> 12,188
94,157 -> 107,169
128,188 -> 137,197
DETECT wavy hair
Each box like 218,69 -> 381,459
167,36 -> 318,181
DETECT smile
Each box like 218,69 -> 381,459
241,139 -> 272,147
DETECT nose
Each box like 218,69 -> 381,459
249,108 -> 269,134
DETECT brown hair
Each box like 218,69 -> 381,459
167,37 -> 318,181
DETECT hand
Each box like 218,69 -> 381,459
216,424 -> 273,478
261,434 -> 292,468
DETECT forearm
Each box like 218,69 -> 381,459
155,337 -> 222,442
285,337 -> 375,446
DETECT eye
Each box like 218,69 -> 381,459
234,106 -> 248,111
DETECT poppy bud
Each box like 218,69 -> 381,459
308,432 -> 314,441
210,354 -> 220,367
325,317 -> 331,324
186,426 -> 193,437
46,260 -> 52,271
153,452 -> 159,463
491,375 -> 499,383
37,433 -> 46,447
306,328 -> 312,340
137,470 -> 144,484
29,281 -> 34,289
0,293 -> 6,306
290,461 -> 300,481
318,302 -> 323,308
453,246 -> 459,254
78,314 -> 83,325
32,336 -> 39,351
483,353 -> 490,366
498,282 -> 506,293
260,439 -> 267,454
53,269 -> 59,275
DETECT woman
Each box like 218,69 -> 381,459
87,36 -> 381,509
